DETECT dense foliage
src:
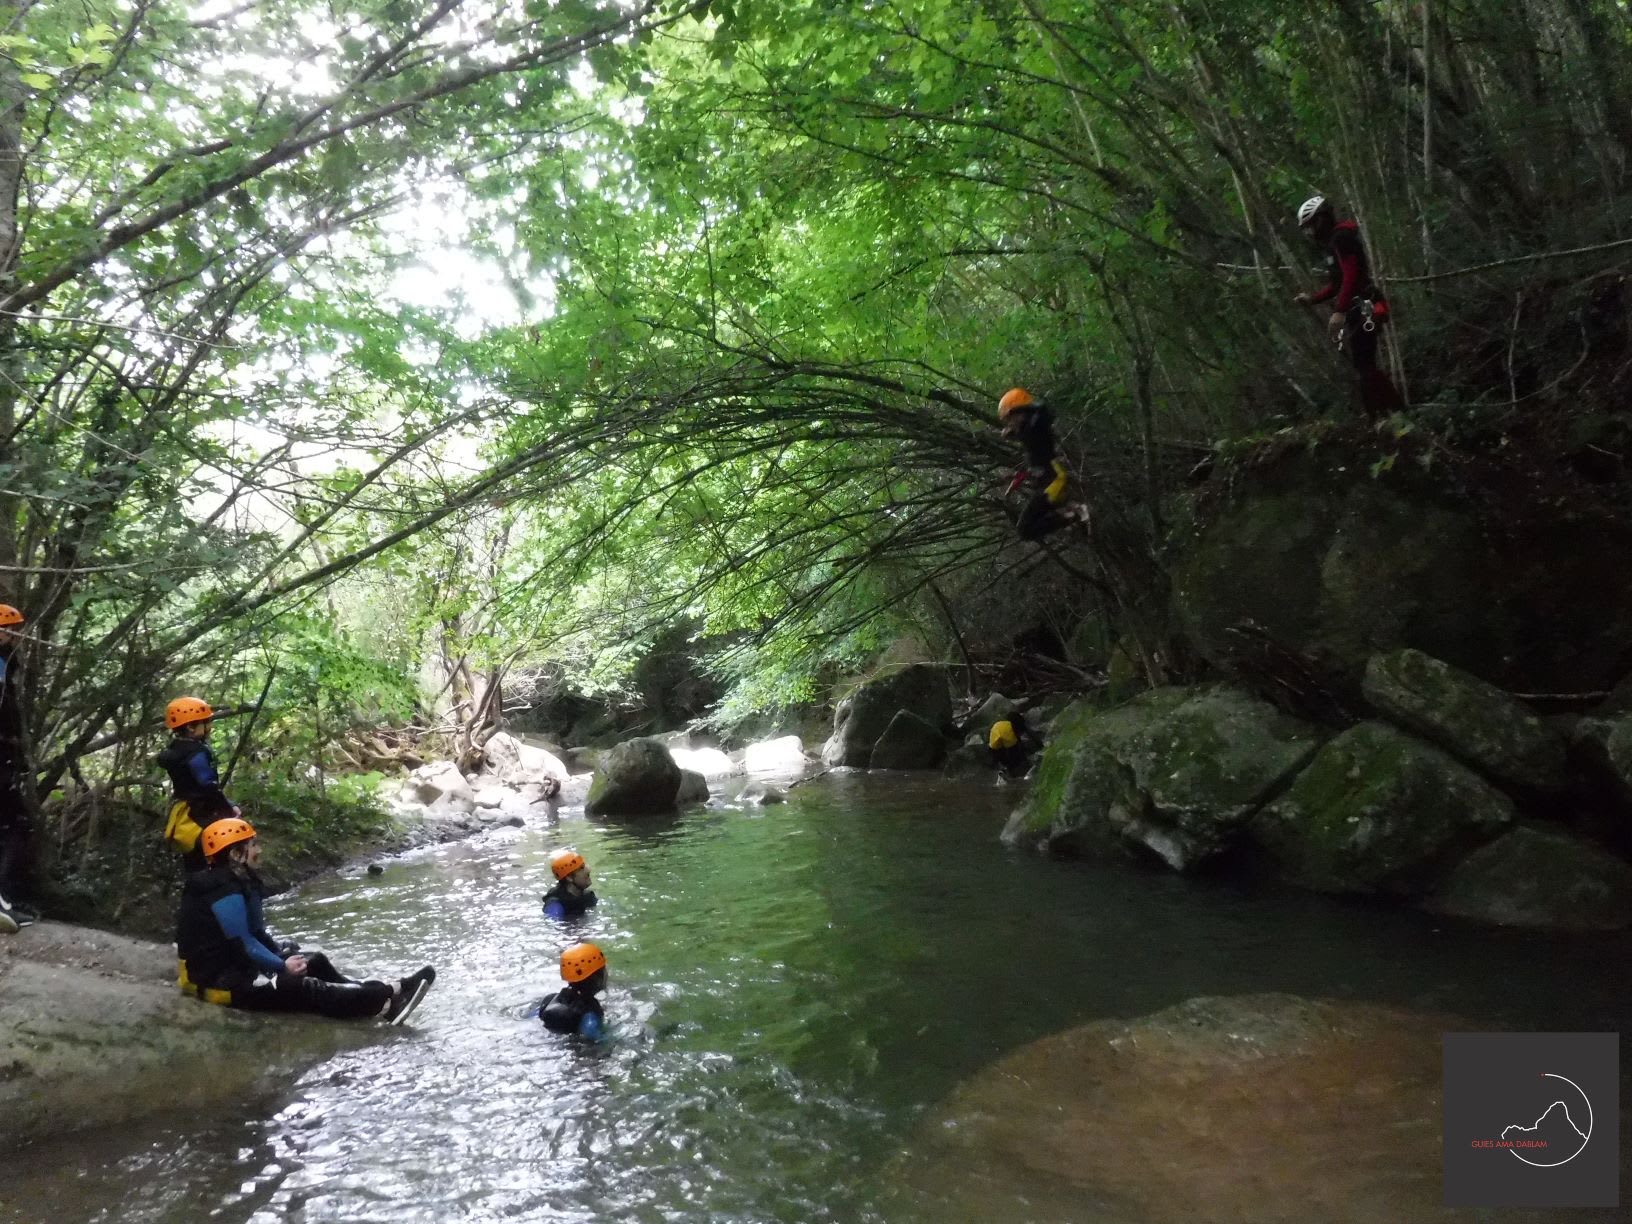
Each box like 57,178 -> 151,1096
3,0 -> 1630,888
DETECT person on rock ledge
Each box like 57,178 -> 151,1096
1293,195 -> 1405,419
997,387 -> 1092,542
542,849 -> 598,919
176,817 -> 436,1023
157,695 -> 239,873
539,942 -> 608,1040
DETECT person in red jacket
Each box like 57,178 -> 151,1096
1294,196 -> 1404,419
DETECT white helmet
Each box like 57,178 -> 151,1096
1296,195 -> 1331,226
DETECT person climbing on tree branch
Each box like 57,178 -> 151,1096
997,387 -> 1091,542
1293,196 -> 1405,420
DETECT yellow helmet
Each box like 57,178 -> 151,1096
997,387 -> 1035,420
561,942 -> 606,984
989,720 -> 1019,750
202,818 -> 256,859
0,604 -> 23,627
166,696 -> 215,730
550,849 -> 587,881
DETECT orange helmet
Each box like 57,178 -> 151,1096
0,604 -> 22,627
997,387 -> 1035,419
550,849 -> 587,881
202,818 -> 256,859
166,696 -> 214,730
561,942 -> 606,984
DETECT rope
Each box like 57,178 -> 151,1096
1216,236 -> 1632,284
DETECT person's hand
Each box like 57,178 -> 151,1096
231,806 -> 242,818
283,954 -> 308,976
1294,291 -> 1312,306
1327,311 -> 1345,341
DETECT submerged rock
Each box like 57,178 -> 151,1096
821,664 -> 952,768
1003,685 -> 1322,871
886,993 -> 1459,1224
1362,649 -> 1566,791
584,737 -> 682,816
942,739 -> 991,779
869,710 -> 947,770
1252,722 -> 1512,895
1429,825 -> 1632,930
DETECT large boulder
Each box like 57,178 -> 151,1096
1002,685 -> 1323,871
942,738 -> 992,779
1362,649 -> 1566,791
409,760 -> 475,813
584,738 -> 682,816
670,745 -> 739,779
1428,826 -> 1632,931
885,994 -> 1462,1224
1252,722 -> 1513,895
822,664 -> 953,768
1170,448 -> 1632,693
482,731 -> 568,787
743,735 -> 806,774
676,769 -> 710,806
961,691 -> 1019,735
1570,713 -> 1632,801
869,710 -> 948,770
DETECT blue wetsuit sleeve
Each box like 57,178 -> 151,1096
543,899 -> 566,918
211,894 -> 287,975
577,1011 -> 602,1040
246,892 -> 281,957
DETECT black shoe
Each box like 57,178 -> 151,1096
384,966 -> 436,1026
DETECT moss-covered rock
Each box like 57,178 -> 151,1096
1428,826 -> 1632,931
1170,451 -> 1632,693
1252,722 -> 1513,895
1002,685 -> 1322,870
820,663 -> 953,768
1362,649 -> 1566,791
584,737 -> 682,815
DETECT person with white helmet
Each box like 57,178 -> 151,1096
1293,195 -> 1404,418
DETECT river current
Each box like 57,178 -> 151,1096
2,773 -> 1628,1222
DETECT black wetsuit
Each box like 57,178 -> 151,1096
1309,219 -> 1403,417
157,736 -> 234,871
1007,404 -> 1074,541
176,866 -> 391,1019
542,882 -> 598,918
540,982 -> 605,1037
0,643 -> 31,900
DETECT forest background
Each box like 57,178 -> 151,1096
3,0 -> 1630,917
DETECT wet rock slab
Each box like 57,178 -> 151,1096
887,993 -> 1517,1223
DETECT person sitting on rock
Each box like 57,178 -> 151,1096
539,942 -> 607,1040
988,711 -> 1041,779
176,817 -> 435,1024
542,849 -> 598,919
998,387 -> 1091,542
157,696 -> 239,873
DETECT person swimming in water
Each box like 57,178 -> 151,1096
538,942 -> 607,1040
541,849 -> 598,919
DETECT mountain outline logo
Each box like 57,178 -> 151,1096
1497,1074 -> 1593,1169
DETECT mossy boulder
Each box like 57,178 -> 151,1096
584,737 -> 682,815
1428,826 -> 1632,931
1252,722 -> 1513,895
1002,685 -> 1323,871
821,663 -> 952,768
1170,452 -> 1632,693
1362,649 -> 1566,792
869,710 -> 948,770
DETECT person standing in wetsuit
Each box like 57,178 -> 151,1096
539,942 -> 607,1039
0,604 -> 34,931
988,712 -> 1042,779
998,388 -> 1090,541
175,817 -> 435,1023
1294,196 -> 1405,419
156,696 -> 238,872
542,849 -> 598,919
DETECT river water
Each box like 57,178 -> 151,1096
3,773 -> 1629,1222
